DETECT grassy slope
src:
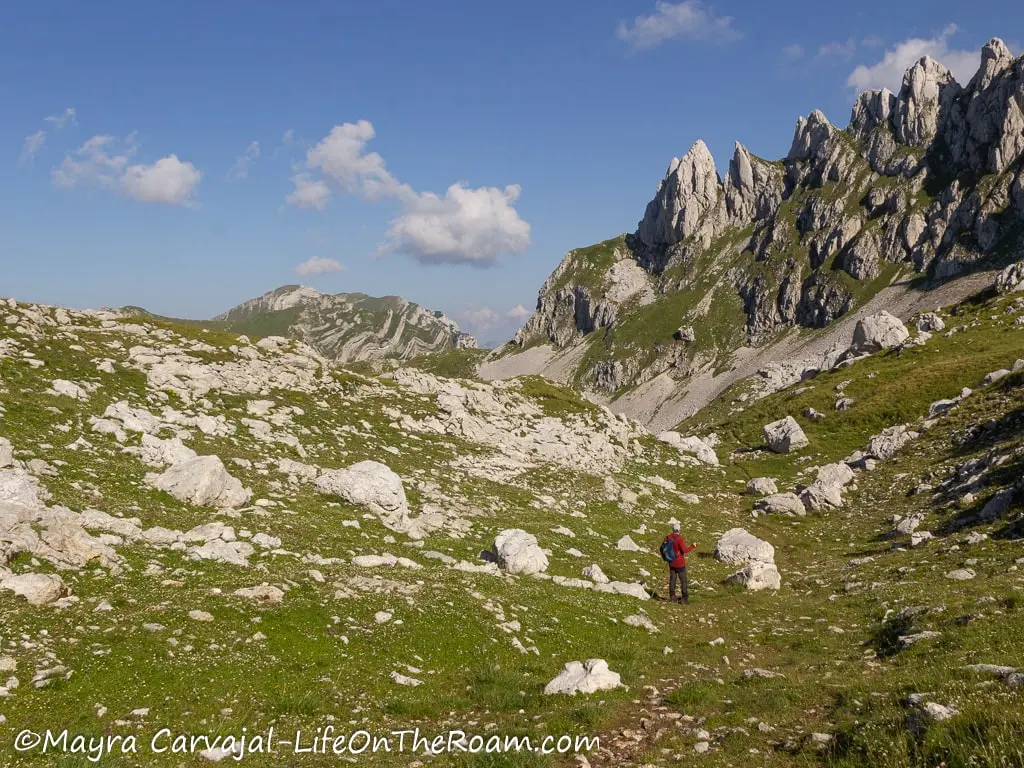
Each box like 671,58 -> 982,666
403,348 -> 491,380
1,287 -> 1022,767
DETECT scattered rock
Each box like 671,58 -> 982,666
149,456 -> 251,509
763,416 -> 808,454
492,529 -> 549,576
0,572 -> 66,605
755,492 -> 806,517
851,311 -> 909,353
544,659 -> 622,695
315,461 -> 411,533
746,477 -> 778,496
714,528 -> 775,565
944,568 -> 976,581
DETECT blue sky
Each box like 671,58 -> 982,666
1,1 -> 1018,346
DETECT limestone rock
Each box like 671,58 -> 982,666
893,56 -> 961,146
945,568 -> 976,581
996,262 -> 1024,294
544,659 -> 622,695
865,425 -> 919,459
0,438 -> 13,468
714,528 -> 775,565
492,529 -> 549,576
638,140 -> 720,248
851,311 -> 909,354
849,88 -> 896,140
616,535 -> 642,552
916,312 -> 945,332
801,462 -> 855,512
763,416 -> 808,454
149,456 -> 251,509
755,492 -> 806,517
232,585 -> 285,605
582,564 -> 609,584
623,613 -> 659,633
315,461 -> 410,532
726,561 -> 781,591
724,142 -> 784,224
0,572 -> 66,605
656,432 -> 718,465
50,379 -> 88,400
746,477 -> 778,496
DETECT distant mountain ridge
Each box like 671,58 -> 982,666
212,285 -> 477,363
486,37 -> 1024,430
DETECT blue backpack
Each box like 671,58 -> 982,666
659,536 -> 676,563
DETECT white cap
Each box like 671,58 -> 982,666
672,522 -> 680,532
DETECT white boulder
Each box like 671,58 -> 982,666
616,535 -> 642,552
655,432 -> 719,465
150,456 -> 251,508
50,379 -> 88,400
0,572 -> 67,605
714,528 -> 775,565
315,461 -> 410,532
996,261 -> 1024,294
865,425 -> 919,460
492,529 -> 549,575
544,659 -> 622,695
851,311 -> 909,353
746,477 -> 778,496
726,562 -> 781,591
763,416 -> 808,454
755,492 -> 806,517
0,438 -> 13,468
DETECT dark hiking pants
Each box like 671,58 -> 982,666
669,566 -> 688,602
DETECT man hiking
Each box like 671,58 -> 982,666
660,523 -> 696,603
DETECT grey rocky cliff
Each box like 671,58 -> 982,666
213,285 -> 476,363
502,37 -> 1024,399
637,140 -> 721,249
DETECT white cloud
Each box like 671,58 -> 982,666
120,155 -> 202,206
295,256 -> 345,276
289,121 -> 531,266
52,133 -> 201,206
52,134 -> 138,189
229,140 -> 260,180
506,304 -> 532,321
616,1 -> 741,51
20,131 -> 46,164
847,24 -> 978,92
818,38 -> 856,61
781,43 -> 804,61
381,183 -> 531,266
286,173 -> 332,210
461,307 -> 501,334
19,106 -> 77,164
44,107 -> 77,129
302,120 -> 410,202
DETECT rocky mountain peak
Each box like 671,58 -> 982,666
637,139 -> 721,248
971,38 -> 1015,91
213,286 -> 475,362
893,56 -> 961,146
500,33 -> 1024,425
725,142 -> 784,223
787,110 -> 836,163
849,88 -> 897,141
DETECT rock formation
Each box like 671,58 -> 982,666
496,39 -> 1024,425
143,284 -> 477,363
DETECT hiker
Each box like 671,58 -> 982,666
660,523 -> 696,603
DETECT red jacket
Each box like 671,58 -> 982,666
666,532 -> 695,568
